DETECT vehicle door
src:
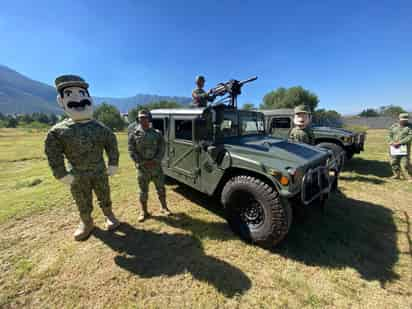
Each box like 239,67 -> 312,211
169,116 -> 200,185
151,117 -> 169,166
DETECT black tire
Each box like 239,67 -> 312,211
346,150 -> 354,160
316,142 -> 345,171
221,175 -> 292,247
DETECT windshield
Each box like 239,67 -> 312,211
220,111 -> 265,137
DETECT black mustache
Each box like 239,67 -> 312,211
67,99 -> 91,108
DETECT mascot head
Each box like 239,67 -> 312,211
55,75 -> 93,122
293,104 -> 311,128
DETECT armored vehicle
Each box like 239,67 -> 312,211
148,78 -> 333,247
261,109 -> 366,161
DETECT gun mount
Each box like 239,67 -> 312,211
209,76 -> 257,108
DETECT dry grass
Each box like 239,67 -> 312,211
0,128 -> 411,308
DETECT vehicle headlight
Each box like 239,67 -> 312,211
269,169 -> 290,186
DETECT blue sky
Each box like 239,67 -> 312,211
1,0 -> 411,114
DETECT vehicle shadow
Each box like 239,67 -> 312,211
343,157 -> 392,177
152,212 -> 236,242
273,193 -> 399,286
93,223 -> 251,297
339,175 -> 386,185
167,180 -> 399,286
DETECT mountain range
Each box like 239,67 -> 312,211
0,65 -> 191,114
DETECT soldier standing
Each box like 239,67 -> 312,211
388,113 -> 412,181
191,75 -> 215,107
45,75 -> 121,241
128,110 -> 171,221
289,105 -> 315,145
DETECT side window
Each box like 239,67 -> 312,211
175,119 -> 193,141
152,118 -> 166,135
271,117 -> 291,129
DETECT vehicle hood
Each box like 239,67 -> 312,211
312,126 -> 353,136
223,135 -> 329,168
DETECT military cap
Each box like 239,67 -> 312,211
138,110 -> 151,118
54,75 -> 89,92
399,113 -> 409,120
195,75 -> 205,82
294,105 -> 311,114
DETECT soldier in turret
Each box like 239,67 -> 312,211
191,75 -> 215,107
388,113 -> 412,181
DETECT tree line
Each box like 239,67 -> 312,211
2,88 -> 407,130
0,112 -> 59,128
358,105 -> 407,118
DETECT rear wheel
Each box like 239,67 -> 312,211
221,175 -> 292,247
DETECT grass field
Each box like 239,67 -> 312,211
0,128 -> 411,308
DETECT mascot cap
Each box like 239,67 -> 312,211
399,113 -> 409,121
55,75 -> 89,92
294,105 -> 311,114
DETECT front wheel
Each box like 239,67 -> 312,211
317,142 -> 345,172
221,175 -> 292,247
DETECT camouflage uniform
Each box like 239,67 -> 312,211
388,118 -> 412,180
192,75 -> 214,107
192,88 -> 215,107
289,127 -> 315,145
128,119 -> 169,218
45,119 -> 119,219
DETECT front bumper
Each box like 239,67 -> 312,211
353,133 -> 366,152
301,166 -> 331,205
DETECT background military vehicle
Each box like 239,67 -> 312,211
148,78 -> 333,247
261,109 -> 366,162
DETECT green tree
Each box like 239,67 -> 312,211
6,116 -> 18,128
379,105 -> 407,118
359,108 -> 379,117
49,114 -> 59,125
313,109 -> 342,127
22,114 -> 34,123
128,101 -> 183,122
260,86 -> 319,112
242,103 -> 255,111
93,102 -> 125,131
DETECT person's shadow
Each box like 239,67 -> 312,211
343,157 -> 393,177
93,223 -> 251,297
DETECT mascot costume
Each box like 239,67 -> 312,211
289,105 -> 315,145
45,75 -> 120,241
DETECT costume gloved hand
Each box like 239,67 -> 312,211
107,165 -> 118,176
59,174 -> 74,185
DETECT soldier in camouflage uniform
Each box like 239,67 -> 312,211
128,110 -> 171,222
289,105 -> 315,145
388,113 -> 412,181
191,75 -> 215,107
45,75 -> 121,241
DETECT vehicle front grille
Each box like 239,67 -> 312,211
301,166 -> 330,205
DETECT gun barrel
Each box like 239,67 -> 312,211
239,76 -> 258,86
210,76 -> 258,96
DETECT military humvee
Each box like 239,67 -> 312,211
149,102 -> 333,247
261,109 -> 366,161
